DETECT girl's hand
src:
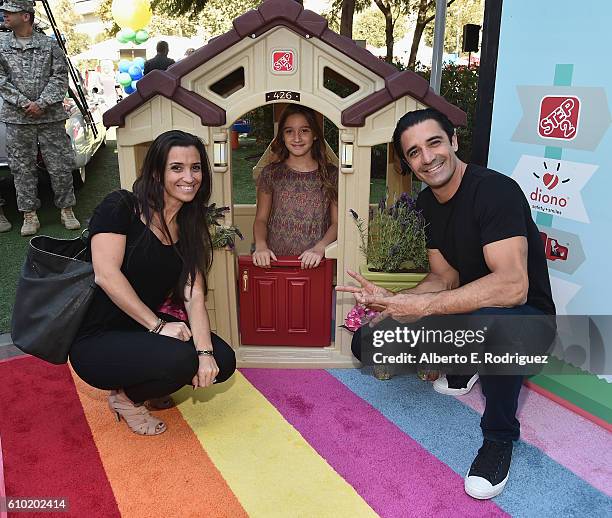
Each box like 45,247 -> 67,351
252,247 -> 277,268
192,355 -> 219,388
159,321 -> 192,341
299,246 -> 324,269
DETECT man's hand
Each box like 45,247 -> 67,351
336,269 -> 393,311
23,101 -> 43,117
363,292 -> 434,325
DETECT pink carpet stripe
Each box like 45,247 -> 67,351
524,380 -> 612,432
242,369 -> 508,518
0,435 -> 7,518
0,355 -> 28,365
456,382 -> 612,496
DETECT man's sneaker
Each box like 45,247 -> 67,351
0,208 -> 11,233
21,211 -> 40,236
60,207 -> 81,230
465,439 -> 513,499
433,373 -> 479,395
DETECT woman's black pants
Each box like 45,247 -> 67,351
70,325 -> 236,404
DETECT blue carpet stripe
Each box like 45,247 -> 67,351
328,368 -> 612,518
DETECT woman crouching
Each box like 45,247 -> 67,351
70,130 -> 236,435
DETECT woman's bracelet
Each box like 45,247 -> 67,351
148,317 -> 167,334
196,349 -> 214,357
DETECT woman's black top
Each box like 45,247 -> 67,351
76,190 -> 183,339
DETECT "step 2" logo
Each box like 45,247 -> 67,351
538,95 -> 580,140
272,50 -> 295,73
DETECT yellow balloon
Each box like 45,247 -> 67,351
111,0 -> 152,31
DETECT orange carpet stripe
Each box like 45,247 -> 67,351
70,370 -> 248,518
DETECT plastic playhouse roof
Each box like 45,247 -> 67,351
103,0 -> 467,129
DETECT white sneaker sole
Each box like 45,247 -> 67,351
433,373 -> 479,395
465,471 -> 509,499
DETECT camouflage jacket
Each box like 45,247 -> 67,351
0,31 -> 69,124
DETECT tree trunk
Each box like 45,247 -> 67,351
340,0 -> 356,38
408,0 -> 456,69
374,0 -> 394,63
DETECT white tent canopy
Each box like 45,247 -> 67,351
72,35 -> 205,62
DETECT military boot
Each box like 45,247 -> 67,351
21,211 -> 40,236
0,207 -> 11,233
60,207 -> 81,230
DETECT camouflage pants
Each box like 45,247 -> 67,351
6,121 -> 76,212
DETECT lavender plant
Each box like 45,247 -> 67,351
350,193 -> 428,273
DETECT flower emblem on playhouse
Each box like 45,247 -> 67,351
511,155 -> 596,224
272,50 -> 295,73
538,96 -> 580,140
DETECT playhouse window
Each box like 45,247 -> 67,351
323,67 -> 359,98
210,67 -> 245,98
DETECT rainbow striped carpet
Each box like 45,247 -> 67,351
0,355 -> 610,517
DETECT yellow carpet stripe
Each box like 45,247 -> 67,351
175,372 -> 379,518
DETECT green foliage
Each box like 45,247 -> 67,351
353,7 -> 407,47
351,193 -> 428,273
49,0 -> 91,55
245,105 -> 274,146
206,203 -> 244,249
410,61 -> 479,162
424,0 -> 484,54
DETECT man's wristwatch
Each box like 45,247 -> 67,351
196,349 -> 214,357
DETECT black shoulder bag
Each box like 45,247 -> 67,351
11,233 -> 96,364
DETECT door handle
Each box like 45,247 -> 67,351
242,270 -> 249,292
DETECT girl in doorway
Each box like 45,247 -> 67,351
252,104 -> 338,269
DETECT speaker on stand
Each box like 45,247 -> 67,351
462,24 -> 481,67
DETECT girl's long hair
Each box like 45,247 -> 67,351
270,104 -> 338,201
132,130 -> 213,298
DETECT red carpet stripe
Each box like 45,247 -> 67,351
70,371 -> 248,518
0,435 -> 7,518
0,356 -> 119,517
243,368 -> 508,517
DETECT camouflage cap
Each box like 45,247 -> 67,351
1,0 -> 35,13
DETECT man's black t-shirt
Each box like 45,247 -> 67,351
416,164 -> 555,315
76,190 -> 183,338
143,54 -> 175,75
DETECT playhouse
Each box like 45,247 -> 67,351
103,0 -> 466,368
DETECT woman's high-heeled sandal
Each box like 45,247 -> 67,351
108,391 -> 167,435
145,396 -> 175,410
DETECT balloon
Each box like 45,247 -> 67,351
116,31 -> 129,44
128,65 -> 143,81
118,59 -> 131,73
124,84 -> 136,94
111,0 -> 152,31
134,29 -> 149,44
131,80 -> 139,90
118,72 -> 132,87
133,57 -> 145,69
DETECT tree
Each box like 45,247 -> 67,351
372,0 -> 410,63
424,0 -> 483,55
407,0 -> 456,69
49,0 -> 90,56
354,7 -> 406,48
328,0 -> 370,38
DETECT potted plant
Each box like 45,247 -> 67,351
350,192 -> 429,291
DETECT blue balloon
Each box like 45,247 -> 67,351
133,57 -> 145,69
128,65 -> 143,81
124,84 -> 136,94
118,59 -> 131,73
131,80 -> 138,90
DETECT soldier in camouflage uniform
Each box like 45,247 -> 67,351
0,0 -> 80,235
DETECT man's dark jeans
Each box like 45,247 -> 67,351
351,305 -> 555,442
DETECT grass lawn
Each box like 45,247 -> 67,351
0,139 -> 121,333
0,136 -> 387,334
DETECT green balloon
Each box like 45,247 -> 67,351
134,29 -> 149,44
118,72 -> 132,87
123,28 -> 136,41
116,31 -> 129,44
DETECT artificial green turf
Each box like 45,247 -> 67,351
0,139 -> 121,333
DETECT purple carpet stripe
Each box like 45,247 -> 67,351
242,368 -> 508,518
456,383 -> 612,496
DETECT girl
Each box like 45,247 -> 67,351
252,104 -> 338,269
70,130 -> 236,436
